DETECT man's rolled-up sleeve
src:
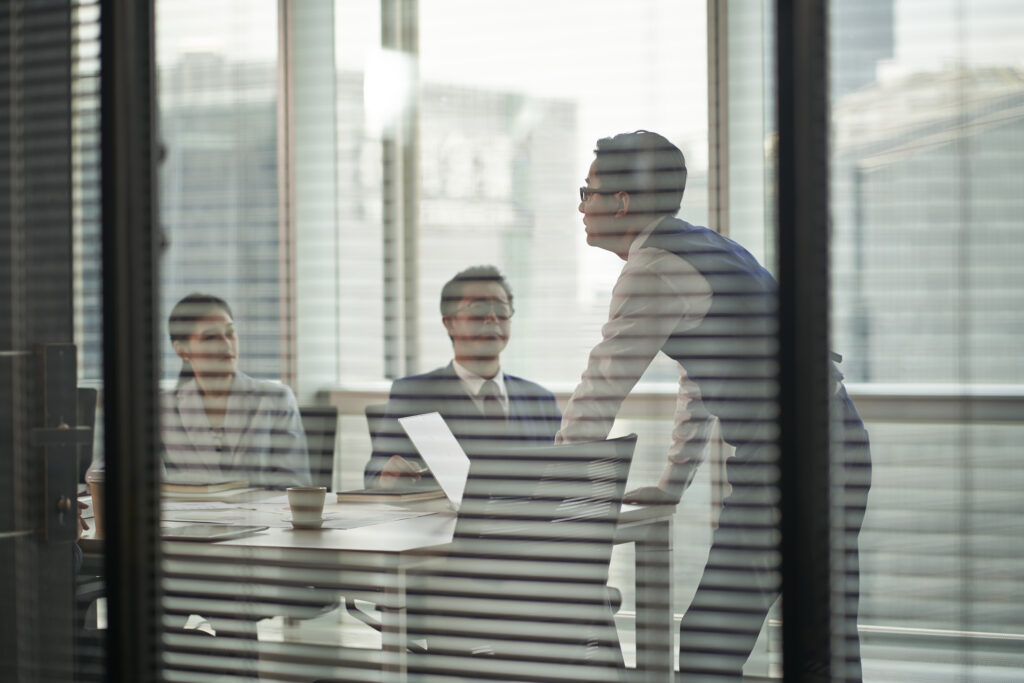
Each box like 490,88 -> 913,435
557,248 -> 713,448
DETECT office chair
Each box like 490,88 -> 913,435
364,402 -> 388,442
299,406 -> 339,489
74,388 -> 104,681
77,387 -> 98,483
405,434 -> 635,682
316,435 -> 637,683
362,401 -> 423,488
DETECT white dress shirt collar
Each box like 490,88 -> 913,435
627,215 -> 670,258
451,360 -> 508,404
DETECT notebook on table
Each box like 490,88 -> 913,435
162,480 -> 250,494
335,486 -> 446,503
161,524 -> 268,542
337,412 -> 470,508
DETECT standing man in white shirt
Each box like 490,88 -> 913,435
556,130 -> 870,682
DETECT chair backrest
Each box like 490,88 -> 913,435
452,434 -> 637,579
363,402 -> 389,449
77,387 -> 98,482
299,406 -> 338,488
365,401 -> 418,461
411,434 -> 637,677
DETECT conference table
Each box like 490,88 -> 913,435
85,491 -> 676,681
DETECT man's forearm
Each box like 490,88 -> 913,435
658,458 -> 700,499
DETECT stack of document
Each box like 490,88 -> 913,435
161,480 -> 260,501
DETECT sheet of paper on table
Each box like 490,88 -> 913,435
85,490 -> 440,529
162,501 -> 238,511
160,501 -> 435,529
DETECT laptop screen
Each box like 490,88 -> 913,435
397,412 -> 471,507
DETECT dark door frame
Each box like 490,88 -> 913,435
776,1 -> 835,681
100,0 -> 163,681
0,2 -> 79,680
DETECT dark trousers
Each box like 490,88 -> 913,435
678,397 -> 871,682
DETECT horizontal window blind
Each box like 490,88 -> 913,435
56,1 -> 1024,682
829,1 -> 1024,681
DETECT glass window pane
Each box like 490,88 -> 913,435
831,1 -> 1024,680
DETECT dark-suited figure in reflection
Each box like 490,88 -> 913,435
555,131 -> 871,681
363,265 -> 562,488
163,293 -> 311,489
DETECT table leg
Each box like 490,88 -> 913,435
635,518 -> 674,680
380,568 -> 408,682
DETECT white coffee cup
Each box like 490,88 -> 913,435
286,486 -> 327,529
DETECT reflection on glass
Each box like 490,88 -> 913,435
830,1 -> 1024,681
139,0 -> 1024,681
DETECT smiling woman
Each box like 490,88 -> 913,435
161,293 -> 312,489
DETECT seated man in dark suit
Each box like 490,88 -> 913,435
364,265 -> 562,488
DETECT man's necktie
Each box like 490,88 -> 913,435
477,379 -> 506,420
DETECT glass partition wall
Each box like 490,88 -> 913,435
1,1 -> 108,681
4,0 -> 1022,681
155,1 -> 726,680
829,1 -> 1024,680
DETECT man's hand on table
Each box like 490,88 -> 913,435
378,455 -> 428,489
623,486 -> 680,506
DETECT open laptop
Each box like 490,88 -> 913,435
397,413 -> 637,516
397,412 -> 471,508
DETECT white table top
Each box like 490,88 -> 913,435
80,489 -> 673,557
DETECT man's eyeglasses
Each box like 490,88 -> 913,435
454,300 -> 514,320
579,186 -> 617,202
